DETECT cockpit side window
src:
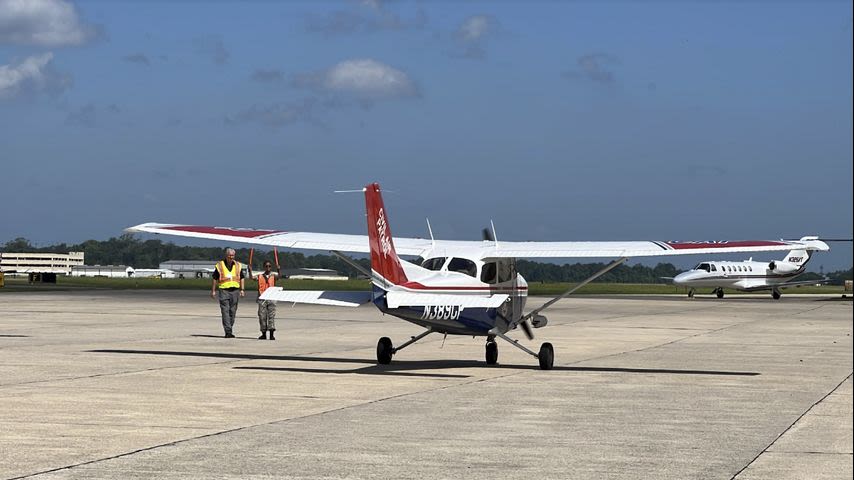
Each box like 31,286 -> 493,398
696,263 -> 711,272
448,257 -> 477,277
421,257 -> 446,271
481,262 -> 497,284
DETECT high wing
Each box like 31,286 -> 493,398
126,223 -> 431,256
126,222 -> 822,260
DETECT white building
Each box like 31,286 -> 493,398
130,268 -> 178,279
71,265 -> 133,278
283,268 -> 348,281
0,252 -> 84,276
159,260 -> 216,278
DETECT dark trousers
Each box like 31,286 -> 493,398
218,289 -> 240,334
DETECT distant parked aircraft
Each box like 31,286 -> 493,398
672,237 -> 831,299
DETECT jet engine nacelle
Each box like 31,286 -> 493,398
532,314 -> 548,329
768,261 -> 799,274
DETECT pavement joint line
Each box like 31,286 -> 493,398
8,363 -> 529,480
729,371 -> 854,480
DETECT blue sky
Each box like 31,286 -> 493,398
1,0 -> 851,270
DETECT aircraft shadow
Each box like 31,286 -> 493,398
190,334 -> 263,340
0,334 -> 30,338
88,349 -> 758,378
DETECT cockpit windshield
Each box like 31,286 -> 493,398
693,263 -> 711,272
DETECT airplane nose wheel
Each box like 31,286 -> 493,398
485,340 -> 498,365
377,337 -> 394,365
715,288 -> 725,299
538,342 -> 554,370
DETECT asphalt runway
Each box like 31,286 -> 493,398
0,290 -> 851,479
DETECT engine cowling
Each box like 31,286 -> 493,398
768,261 -> 799,274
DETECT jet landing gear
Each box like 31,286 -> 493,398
376,329 -> 433,365
772,288 -> 782,300
687,288 -> 695,298
491,331 -> 554,370
715,288 -> 725,299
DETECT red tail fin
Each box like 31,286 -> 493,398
365,182 -> 408,286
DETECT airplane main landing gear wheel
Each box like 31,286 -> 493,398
772,290 -> 781,300
377,337 -> 394,365
538,342 -> 554,370
485,341 -> 498,365
716,288 -> 725,299
688,288 -> 695,298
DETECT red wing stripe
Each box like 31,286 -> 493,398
664,240 -> 789,250
162,225 -> 284,238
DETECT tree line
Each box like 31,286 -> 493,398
3,236 -> 851,285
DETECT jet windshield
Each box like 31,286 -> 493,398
693,263 -> 712,272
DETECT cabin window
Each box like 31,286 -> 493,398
421,257 -> 446,271
711,265 -> 717,272
749,266 -> 752,272
448,257 -> 477,277
481,262 -> 497,284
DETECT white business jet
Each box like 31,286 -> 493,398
673,237 -> 830,299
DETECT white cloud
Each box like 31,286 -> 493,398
457,15 -> 491,41
293,59 -> 417,99
0,0 -> 97,47
0,52 -> 71,99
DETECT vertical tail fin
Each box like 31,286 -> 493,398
365,183 -> 408,286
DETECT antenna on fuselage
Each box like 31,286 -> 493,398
490,220 -> 499,249
426,218 -> 435,247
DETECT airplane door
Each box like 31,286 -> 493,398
492,258 -> 522,329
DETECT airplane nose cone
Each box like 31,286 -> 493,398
673,273 -> 690,286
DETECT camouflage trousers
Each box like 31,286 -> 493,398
257,299 -> 277,331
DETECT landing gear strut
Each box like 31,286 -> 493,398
376,329 -> 433,365
490,330 -> 554,370
688,288 -> 695,298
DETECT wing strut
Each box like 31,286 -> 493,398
330,250 -> 371,279
518,256 -> 629,329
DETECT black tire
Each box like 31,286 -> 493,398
377,337 -> 393,365
485,341 -> 498,365
772,290 -> 781,300
716,288 -> 724,299
538,342 -> 554,370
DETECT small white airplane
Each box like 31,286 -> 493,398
127,182 -> 827,369
672,238 -> 830,299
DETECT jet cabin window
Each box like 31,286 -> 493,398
694,263 -> 711,272
421,258 -> 446,271
448,258 -> 477,277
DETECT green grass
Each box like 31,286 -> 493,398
1,275 -> 846,295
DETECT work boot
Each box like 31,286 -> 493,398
258,331 -> 267,340
268,330 -> 276,341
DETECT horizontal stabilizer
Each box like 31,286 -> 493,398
259,288 -> 371,307
385,291 -> 508,309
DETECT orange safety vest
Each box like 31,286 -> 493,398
215,260 -> 241,289
257,273 -> 276,294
